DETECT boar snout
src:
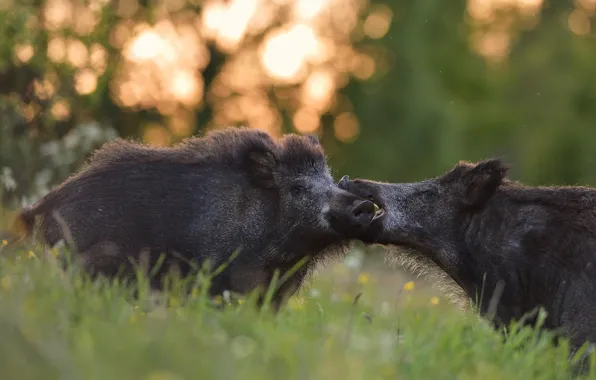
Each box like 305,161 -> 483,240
349,200 -> 376,227
337,176 -> 370,196
326,189 -> 377,236
338,175 -> 350,188
338,177 -> 381,206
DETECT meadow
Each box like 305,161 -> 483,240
2,0 -> 596,378
1,240 -> 593,380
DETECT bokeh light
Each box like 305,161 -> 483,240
15,44 -> 34,63
114,18 -> 210,118
301,70 -> 335,112
47,37 -> 66,63
467,0 -> 546,62
260,23 -> 319,82
6,0 -> 593,149
51,99 -> 71,121
67,39 -> 88,68
75,69 -> 98,95
363,5 -> 393,39
334,112 -> 360,143
4,0 -> 480,146
293,108 -> 321,134
25,0 -> 387,142
144,123 -> 171,146
568,9 -> 591,35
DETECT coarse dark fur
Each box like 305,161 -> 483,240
339,159 -> 596,352
13,127 -> 377,309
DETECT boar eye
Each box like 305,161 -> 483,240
420,189 -> 437,202
291,185 -> 306,196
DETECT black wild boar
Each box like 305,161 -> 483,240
14,127 -> 379,308
339,159 -> 596,351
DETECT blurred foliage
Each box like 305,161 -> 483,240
1,0 -> 596,209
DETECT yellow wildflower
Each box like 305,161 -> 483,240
237,299 -> 245,305
403,281 -> 415,291
28,251 -> 36,259
1,239 -> 7,245
430,296 -> 440,305
357,272 -> 369,285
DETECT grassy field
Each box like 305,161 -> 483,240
0,240 -> 594,380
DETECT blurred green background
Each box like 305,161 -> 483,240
1,0 -> 596,213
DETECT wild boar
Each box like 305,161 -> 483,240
339,159 -> 596,352
14,127 -> 379,309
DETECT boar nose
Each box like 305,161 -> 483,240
350,200 -> 376,227
338,175 -> 350,190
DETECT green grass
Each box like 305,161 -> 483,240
0,241 -> 594,380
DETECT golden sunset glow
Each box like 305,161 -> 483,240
11,0 -> 567,146
334,112 -> 360,143
363,5 -> 393,39
47,37 -> 66,63
293,108 -> 321,134
44,0 -> 72,31
201,0 -> 260,53
466,0 -> 545,61
125,29 -> 164,62
576,0 -> 596,12
15,44 -> 34,63
33,79 -> 56,100
293,0 -> 330,21
260,23 -> 319,82
89,44 -> 108,74
144,123 -> 171,147
351,54 -> 376,80
74,69 -> 98,95
473,30 -> 511,61
301,70 -> 335,112
51,99 -> 71,120
31,0 -> 380,142
115,19 -> 210,117
170,71 -> 203,107
568,9 -> 591,35
67,38 -> 88,68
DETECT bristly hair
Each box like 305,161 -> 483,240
29,127 -> 279,211
277,134 -> 327,174
42,127 -> 329,213
86,127 -> 328,176
439,158 -> 510,184
85,126 -> 278,169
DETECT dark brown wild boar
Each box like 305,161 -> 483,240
14,127 -> 380,309
339,159 -> 596,352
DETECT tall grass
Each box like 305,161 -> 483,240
0,241 -> 593,380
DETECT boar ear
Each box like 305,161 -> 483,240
247,147 -> 278,188
462,159 -> 509,208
